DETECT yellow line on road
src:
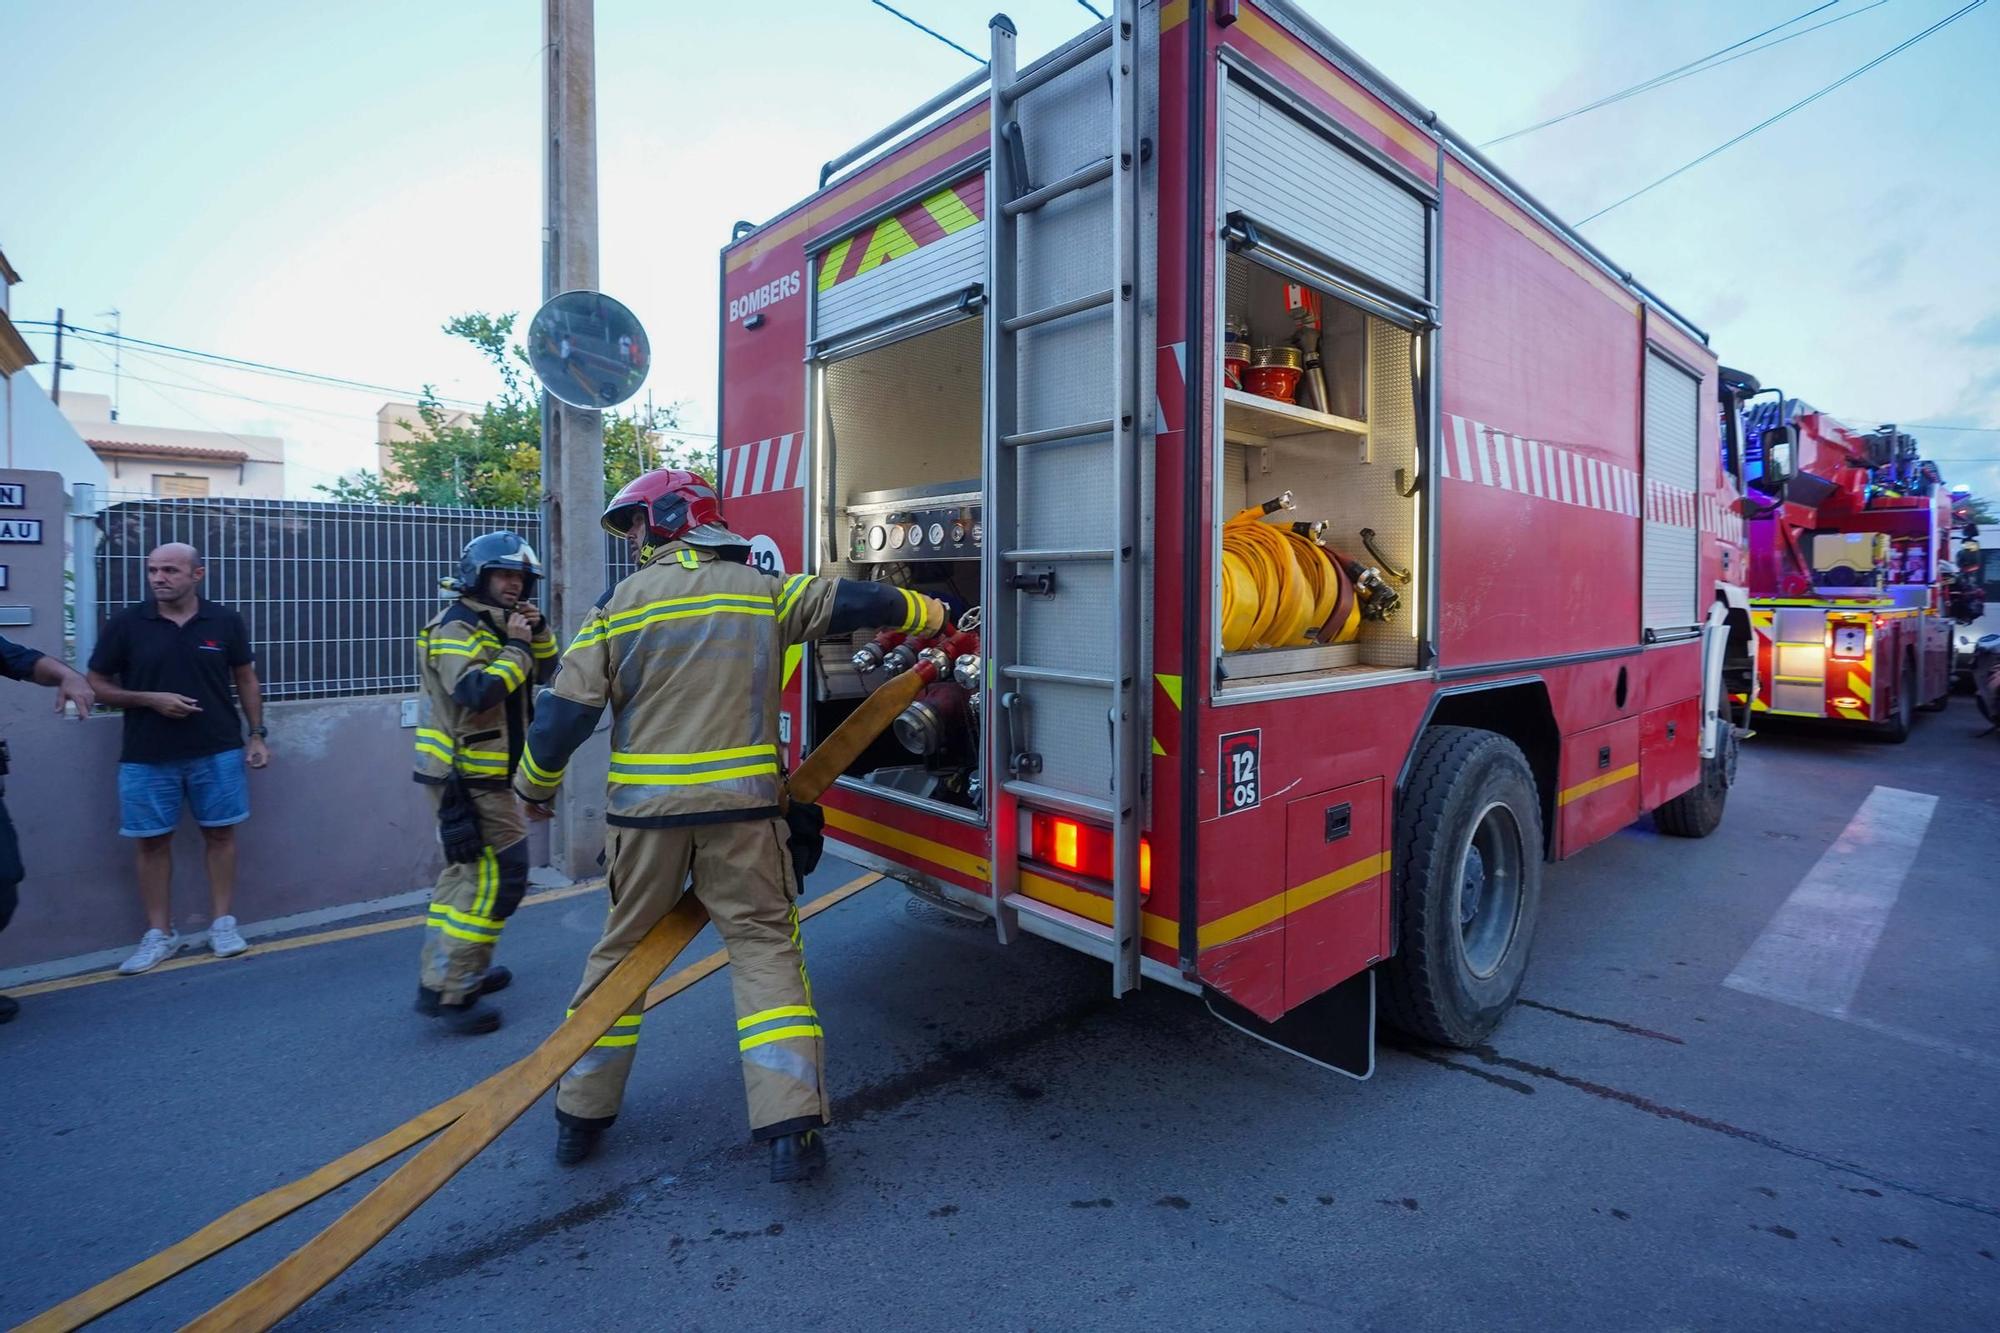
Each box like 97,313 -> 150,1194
10,881 -> 609,999
18,870 -> 883,1333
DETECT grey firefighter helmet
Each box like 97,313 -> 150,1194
447,530 -> 541,598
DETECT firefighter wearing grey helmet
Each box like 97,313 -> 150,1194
516,468 -> 948,1180
410,530 -> 559,1034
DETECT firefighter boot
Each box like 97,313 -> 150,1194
769,1128 -> 827,1183
438,997 -> 501,1035
414,966 -> 514,1017
555,1120 -> 604,1167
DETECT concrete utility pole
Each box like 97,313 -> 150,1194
541,0 -> 608,879
50,307 -> 65,406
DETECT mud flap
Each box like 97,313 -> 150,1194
1205,969 -> 1375,1080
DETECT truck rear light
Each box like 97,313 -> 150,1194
1027,812 -> 1150,897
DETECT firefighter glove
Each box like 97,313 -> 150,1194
437,778 -> 486,865
785,801 -> 826,883
915,595 -> 949,637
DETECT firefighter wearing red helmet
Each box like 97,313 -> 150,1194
514,468 -> 946,1181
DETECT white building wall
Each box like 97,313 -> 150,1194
4,372 -> 109,488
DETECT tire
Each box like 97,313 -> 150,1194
1877,655 -> 1915,743
1656,723 -> 1732,839
1380,726 -> 1544,1048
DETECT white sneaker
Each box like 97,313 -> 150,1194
209,916 -> 249,958
118,929 -> 183,975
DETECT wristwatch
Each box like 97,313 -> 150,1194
249,725 -> 269,739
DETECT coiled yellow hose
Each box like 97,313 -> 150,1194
1219,497 -> 1360,651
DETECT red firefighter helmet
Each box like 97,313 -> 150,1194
601,469 -> 747,551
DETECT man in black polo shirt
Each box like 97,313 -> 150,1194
1,634 -> 95,1022
86,543 -> 271,975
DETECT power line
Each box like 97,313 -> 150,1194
1482,0 -> 1843,147
18,319 -> 485,409
1075,1 -> 1107,19
868,0 -> 981,63
1486,0 -> 1891,147
1575,0 -> 1987,226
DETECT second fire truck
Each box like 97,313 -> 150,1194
1738,389 -> 1952,741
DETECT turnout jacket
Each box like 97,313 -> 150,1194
514,542 -> 929,827
412,596 -> 559,787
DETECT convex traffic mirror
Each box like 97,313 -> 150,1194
528,289 -> 650,409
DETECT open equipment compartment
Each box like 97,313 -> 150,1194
1213,251 -> 1425,684
1209,57 -> 1434,689
807,313 -> 987,818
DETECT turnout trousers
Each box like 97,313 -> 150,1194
555,816 -> 828,1141
419,786 -> 528,1004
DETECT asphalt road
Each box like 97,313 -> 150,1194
4,697 -> 1997,1331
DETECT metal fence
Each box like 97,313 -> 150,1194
83,492 -> 634,702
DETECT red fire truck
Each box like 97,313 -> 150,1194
716,0 -> 1753,1071
1740,395 -> 1953,740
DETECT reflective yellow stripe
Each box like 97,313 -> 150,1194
566,615 -> 612,654
1559,763 -> 1640,807
677,549 -> 699,569
484,658 -> 526,687
461,749 -> 508,762
532,638 -> 559,659
612,744 -> 777,764
602,601 -> 775,641
413,741 -> 455,766
416,728 -> 454,747
434,922 -> 500,944
898,587 -> 923,633
737,1004 -> 817,1029
778,575 -> 811,620
608,762 -> 780,786
738,1024 -> 822,1051
521,748 -> 564,786
428,643 -> 484,659
568,1009 -> 641,1027
430,904 -> 505,931
607,592 -> 778,626
592,1033 -> 640,1048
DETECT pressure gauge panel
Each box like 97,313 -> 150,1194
844,481 -> 983,564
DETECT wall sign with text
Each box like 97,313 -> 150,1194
0,483 -> 24,508
0,518 -> 42,544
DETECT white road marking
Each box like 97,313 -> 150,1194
1724,785 -> 1937,1017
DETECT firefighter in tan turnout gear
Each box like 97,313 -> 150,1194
514,469 -> 945,1182
412,531 -> 558,1034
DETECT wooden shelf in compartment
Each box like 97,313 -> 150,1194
1221,387 -> 1370,463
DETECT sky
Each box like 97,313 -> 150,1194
2,0 -> 1996,500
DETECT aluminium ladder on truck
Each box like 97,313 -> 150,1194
983,2 -> 1156,995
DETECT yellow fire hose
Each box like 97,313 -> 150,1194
17,667 -> 930,1333
1219,496 -> 1361,652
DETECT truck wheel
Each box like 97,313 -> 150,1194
1655,724 -> 1732,839
1380,726 -> 1543,1048
1877,655 -> 1915,743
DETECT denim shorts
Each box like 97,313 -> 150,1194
118,750 -> 251,838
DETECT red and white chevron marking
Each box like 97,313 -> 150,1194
720,433 -> 807,500
1441,414 -> 1743,543
1700,494 -> 1745,545
1440,415 -> 1641,517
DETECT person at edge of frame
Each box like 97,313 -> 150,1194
512,468 -> 948,1183
409,531 -> 559,1034
0,634 -> 95,1023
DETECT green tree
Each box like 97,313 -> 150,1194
318,310 -> 706,506
1961,494 -> 1997,526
